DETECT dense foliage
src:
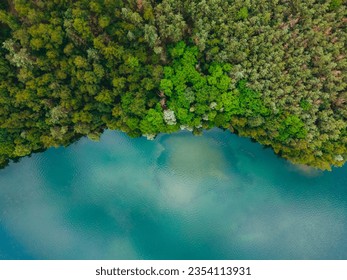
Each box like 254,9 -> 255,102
0,0 -> 346,170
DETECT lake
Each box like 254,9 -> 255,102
0,129 -> 346,259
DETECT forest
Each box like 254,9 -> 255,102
0,0 -> 346,170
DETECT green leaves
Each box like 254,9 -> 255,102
159,42 -> 273,137
329,0 -> 342,10
161,42 -> 236,128
237,7 -> 248,20
237,80 -> 270,117
160,79 -> 173,96
0,0 -> 345,170
278,115 -> 307,141
140,108 -> 165,134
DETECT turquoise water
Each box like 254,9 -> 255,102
0,129 -> 346,259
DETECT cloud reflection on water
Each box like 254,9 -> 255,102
0,129 -> 346,259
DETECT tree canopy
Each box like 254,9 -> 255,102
0,0 -> 346,170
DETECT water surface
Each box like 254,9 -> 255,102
0,130 -> 346,259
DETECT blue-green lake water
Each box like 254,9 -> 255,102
0,129 -> 346,259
